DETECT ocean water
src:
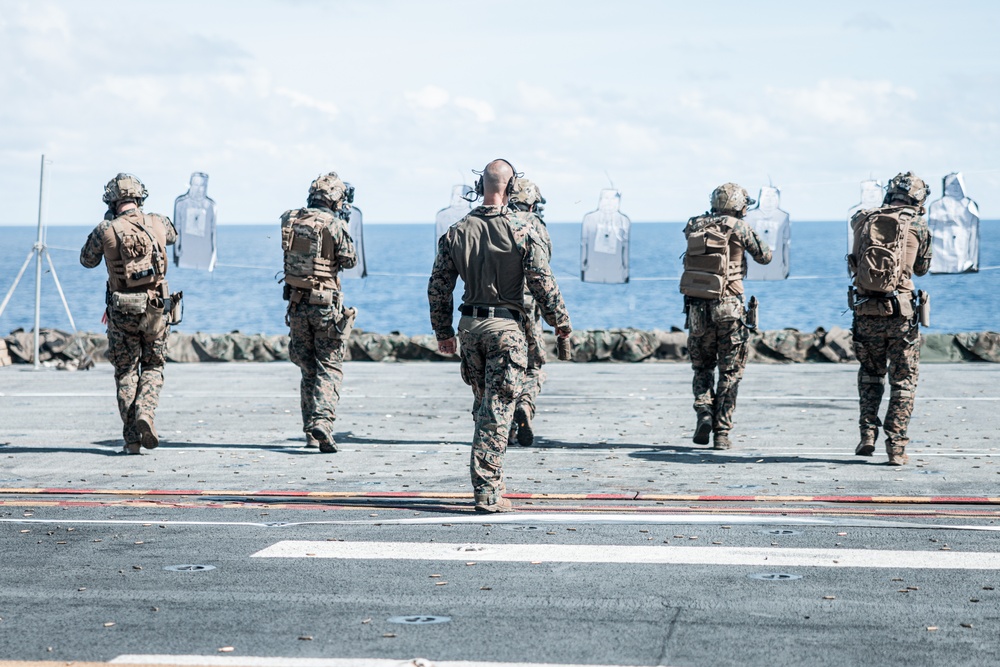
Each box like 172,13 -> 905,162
1,221 -> 998,337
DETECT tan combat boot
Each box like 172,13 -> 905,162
886,444 -> 909,466
474,495 -> 514,513
713,432 -> 731,450
514,404 -> 534,447
136,414 -> 159,449
122,442 -> 141,455
310,423 -> 338,454
855,431 -> 876,457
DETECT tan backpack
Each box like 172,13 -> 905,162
849,206 -> 916,294
111,215 -> 166,290
680,216 -> 736,299
281,208 -> 336,291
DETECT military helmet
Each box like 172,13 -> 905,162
102,173 -> 148,206
509,177 -> 546,211
308,172 -> 347,208
710,183 -> 755,215
884,171 -> 930,206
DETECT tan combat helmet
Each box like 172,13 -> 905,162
710,182 -> 755,216
308,171 -> 347,209
884,171 -> 930,206
102,173 -> 148,207
509,177 -> 546,212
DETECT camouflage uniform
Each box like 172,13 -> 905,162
683,211 -> 772,447
80,203 -> 176,451
850,185 -> 932,463
429,204 -> 571,505
282,203 -> 357,447
516,212 -> 553,427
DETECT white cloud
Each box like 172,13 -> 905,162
405,85 -> 450,110
768,80 -> 918,128
274,87 -> 339,118
454,97 -> 495,123
0,0 -> 997,225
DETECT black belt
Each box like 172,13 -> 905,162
460,305 -> 522,322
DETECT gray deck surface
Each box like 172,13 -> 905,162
0,362 -> 998,667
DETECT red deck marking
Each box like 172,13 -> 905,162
1,488 -> 1000,505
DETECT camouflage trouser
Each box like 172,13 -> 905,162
515,315 -> 547,418
852,314 -> 920,447
288,301 -> 346,434
106,310 -> 169,445
458,327 -> 527,502
687,298 -> 749,434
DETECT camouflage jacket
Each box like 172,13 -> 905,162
280,205 -> 358,272
80,210 -> 177,269
522,212 -> 553,316
683,213 -> 772,297
428,205 -> 571,340
908,214 -> 933,280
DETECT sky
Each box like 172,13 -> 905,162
1,0 -> 998,225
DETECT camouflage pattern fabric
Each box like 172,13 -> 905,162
687,297 -> 749,434
282,201 -> 356,438
517,212 -> 554,418
106,311 -> 169,445
518,315 -> 547,417
429,204 -> 570,503
80,214 -> 177,270
852,314 -> 920,448
458,328 -> 527,502
428,205 -> 571,340
684,212 -> 769,436
287,301 -> 347,435
80,207 -> 176,446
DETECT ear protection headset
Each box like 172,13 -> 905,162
472,158 -> 521,198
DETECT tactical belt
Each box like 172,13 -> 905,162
460,305 -> 522,322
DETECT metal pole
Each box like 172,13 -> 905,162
0,249 -> 35,321
33,154 -> 48,369
45,250 -> 77,332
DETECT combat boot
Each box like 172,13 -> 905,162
693,412 -> 713,445
310,423 -> 338,454
855,431 -> 876,457
474,496 -> 514,513
122,442 -> 141,455
305,433 -> 319,449
713,431 -> 731,450
886,444 -> 909,466
514,404 -> 534,447
136,414 -> 159,450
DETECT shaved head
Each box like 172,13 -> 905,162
483,159 -> 515,197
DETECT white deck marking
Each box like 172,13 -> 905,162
112,656 -> 665,667
252,539 -> 1000,570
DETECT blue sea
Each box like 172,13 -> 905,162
1,222 -> 998,336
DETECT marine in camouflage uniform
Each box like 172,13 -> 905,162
80,174 -> 177,454
682,184 -> 772,450
429,160 -> 571,513
508,177 -> 552,447
282,172 -> 358,454
849,172 -> 932,465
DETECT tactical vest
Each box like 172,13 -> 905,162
101,211 -> 168,294
849,206 -> 917,295
280,208 -> 340,292
679,215 -> 745,299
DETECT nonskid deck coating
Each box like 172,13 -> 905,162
0,362 -> 997,503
